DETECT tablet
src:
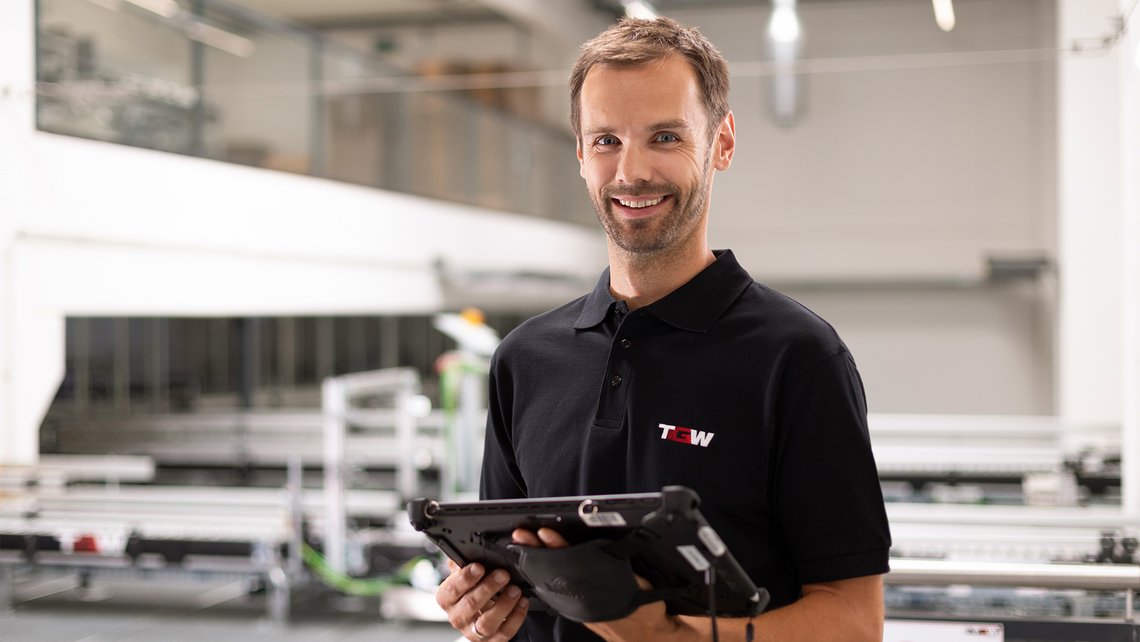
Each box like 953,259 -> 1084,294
408,486 -> 768,622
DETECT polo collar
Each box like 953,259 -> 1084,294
572,250 -> 753,333
573,268 -> 619,329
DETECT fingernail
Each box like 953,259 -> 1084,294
506,585 -> 521,598
518,598 -> 529,609
467,564 -> 484,578
493,570 -> 509,584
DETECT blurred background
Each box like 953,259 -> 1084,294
1,0 -> 1138,640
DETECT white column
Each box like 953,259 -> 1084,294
1056,0 -> 1124,425
0,0 -> 45,465
321,377 -> 348,574
1119,0 -> 1140,517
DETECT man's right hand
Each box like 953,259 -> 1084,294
436,559 -> 529,641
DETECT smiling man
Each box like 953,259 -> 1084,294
435,17 -> 891,642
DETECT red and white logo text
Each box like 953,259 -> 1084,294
658,423 -> 715,448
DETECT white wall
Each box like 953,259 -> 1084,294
670,0 -> 1059,414
789,284 -> 1054,415
673,0 -> 1055,279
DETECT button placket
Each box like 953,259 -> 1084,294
594,311 -> 638,429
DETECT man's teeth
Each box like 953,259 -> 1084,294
617,196 -> 664,208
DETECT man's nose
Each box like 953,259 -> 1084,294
615,144 -> 652,185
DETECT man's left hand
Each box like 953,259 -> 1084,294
510,527 -> 686,642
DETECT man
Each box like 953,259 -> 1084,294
436,17 -> 891,642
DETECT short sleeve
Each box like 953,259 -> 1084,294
773,350 -> 891,584
479,351 -> 528,500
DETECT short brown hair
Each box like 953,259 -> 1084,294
569,17 -> 730,141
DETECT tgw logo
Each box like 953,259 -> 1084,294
658,423 -> 715,448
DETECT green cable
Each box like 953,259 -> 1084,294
301,542 -> 425,597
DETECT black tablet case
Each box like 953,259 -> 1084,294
408,486 -> 769,622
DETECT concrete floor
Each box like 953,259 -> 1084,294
2,573 -> 461,642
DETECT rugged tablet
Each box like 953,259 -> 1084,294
408,486 -> 769,623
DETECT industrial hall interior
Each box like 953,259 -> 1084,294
1,0 -> 1138,640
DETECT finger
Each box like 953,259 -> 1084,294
455,569 -> 512,624
511,528 -> 542,546
471,584 -> 523,638
536,527 -> 569,548
495,596 -> 531,640
447,559 -> 460,574
436,562 -> 484,609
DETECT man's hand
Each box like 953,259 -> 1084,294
509,526 -> 572,549
436,559 -> 529,641
511,527 -> 682,642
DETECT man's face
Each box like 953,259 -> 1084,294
576,54 -> 734,255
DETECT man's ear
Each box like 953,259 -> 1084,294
713,111 -> 736,171
576,138 -> 585,178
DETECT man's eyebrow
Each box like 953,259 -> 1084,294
582,120 -> 695,137
648,119 -> 693,131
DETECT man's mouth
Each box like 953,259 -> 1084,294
615,195 -> 665,208
610,194 -> 672,216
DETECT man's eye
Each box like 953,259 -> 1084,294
595,136 -> 619,146
656,133 -> 680,143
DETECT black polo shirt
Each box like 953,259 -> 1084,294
480,250 -> 891,642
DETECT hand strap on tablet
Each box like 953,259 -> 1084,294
495,537 -> 684,622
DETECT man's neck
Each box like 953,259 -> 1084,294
607,240 -> 716,310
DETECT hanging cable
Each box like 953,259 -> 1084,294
745,592 -> 762,642
706,566 -> 719,642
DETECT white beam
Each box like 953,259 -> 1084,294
1119,0 -> 1140,517
1056,0 -> 1124,425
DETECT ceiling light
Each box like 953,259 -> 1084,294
765,0 -> 802,128
621,0 -> 659,20
768,0 -> 801,45
932,0 -> 956,32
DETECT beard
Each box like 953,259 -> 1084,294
589,156 -> 713,256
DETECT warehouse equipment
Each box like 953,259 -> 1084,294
1,368 -> 444,622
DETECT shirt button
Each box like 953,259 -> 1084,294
610,375 -> 622,387
620,339 -> 632,349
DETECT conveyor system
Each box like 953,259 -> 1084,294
884,502 -> 1139,640
17,402 -> 1138,636
0,454 -> 155,488
887,504 -> 1139,563
44,408 -> 449,470
870,414 -> 1121,503
46,413 -> 1116,501
0,479 -> 419,622
4,368 -> 447,622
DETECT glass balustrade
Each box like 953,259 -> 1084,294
35,0 -> 592,225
